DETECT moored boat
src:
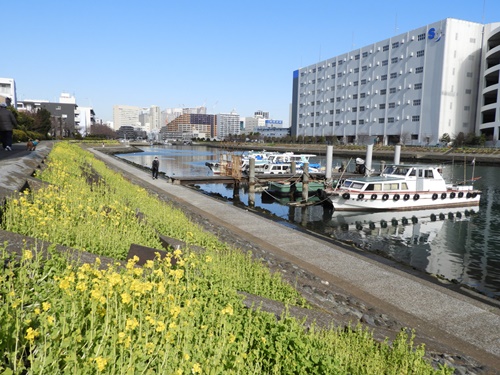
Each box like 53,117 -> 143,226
267,180 -> 326,195
319,164 -> 481,211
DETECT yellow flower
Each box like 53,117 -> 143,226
121,292 -> 132,304
22,250 -> 33,261
170,305 -> 181,319
192,362 -> 202,374
94,356 -> 108,371
146,342 -> 155,354
34,308 -> 41,315
125,318 -> 139,331
184,353 -> 190,361
229,333 -> 236,343
155,321 -> 166,332
46,315 -> 55,325
42,302 -> 51,311
25,327 -> 39,342
221,304 -> 233,316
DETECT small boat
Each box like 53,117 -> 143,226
267,181 -> 326,195
319,164 -> 481,212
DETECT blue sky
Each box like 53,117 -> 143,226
3,0 -> 499,125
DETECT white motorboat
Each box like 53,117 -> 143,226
319,164 -> 481,211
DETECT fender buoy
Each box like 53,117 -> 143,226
342,192 -> 350,200
393,194 -> 400,201
439,213 -> 445,220
456,212 -> 462,218
380,220 -> 388,228
432,193 -> 438,200
413,194 -> 420,201
391,219 -> 398,226
402,217 -> 409,225
358,193 -> 365,200
466,192 -> 472,198
471,192 -> 477,198
450,192 -> 456,199
458,192 -> 464,198
441,193 -> 447,199
369,222 -> 376,230
403,194 -> 410,201
430,214 -> 436,221
411,216 -> 418,224
448,213 -> 454,220
382,194 -> 389,201
371,194 -> 377,200
355,223 -> 363,230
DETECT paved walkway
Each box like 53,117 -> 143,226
1,143 -> 500,370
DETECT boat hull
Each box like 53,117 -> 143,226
324,190 -> 481,211
268,181 -> 325,195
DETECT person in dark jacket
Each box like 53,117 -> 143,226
0,102 -> 17,151
152,156 -> 159,179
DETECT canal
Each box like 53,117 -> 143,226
116,144 -> 500,300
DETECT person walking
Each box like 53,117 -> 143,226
152,156 -> 159,179
0,102 -> 17,151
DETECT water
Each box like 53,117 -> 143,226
117,145 -> 500,299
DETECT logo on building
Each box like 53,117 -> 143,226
428,28 -> 442,42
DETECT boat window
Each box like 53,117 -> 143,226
409,169 -> 416,176
351,182 -> 365,189
384,183 -> 399,190
365,183 -> 382,191
424,170 -> 434,178
401,183 -> 408,190
343,180 -> 353,188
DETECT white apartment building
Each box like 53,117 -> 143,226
113,105 -> 141,130
0,77 -> 17,107
217,111 -> 240,139
243,116 -> 266,133
291,18 -> 500,146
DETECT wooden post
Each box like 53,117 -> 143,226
248,158 -> 255,207
302,162 -> 309,201
291,160 -> 296,175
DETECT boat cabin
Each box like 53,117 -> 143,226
340,165 -> 446,193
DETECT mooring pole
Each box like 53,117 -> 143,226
248,158 -> 255,207
394,144 -> 401,165
302,162 -> 309,201
291,160 -> 296,175
326,145 -> 333,180
365,144 -> 373,175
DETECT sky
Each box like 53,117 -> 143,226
3,0 -> 500,125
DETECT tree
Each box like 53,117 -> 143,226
90,123 -> 117,138
32,109 -> 52,136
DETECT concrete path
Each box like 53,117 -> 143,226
1,143 -> 499,370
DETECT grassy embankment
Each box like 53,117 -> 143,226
0,142 -> 452,374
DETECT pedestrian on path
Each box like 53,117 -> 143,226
0,102 -> 16,151
152,157 -> 159,179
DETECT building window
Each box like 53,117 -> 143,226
359,119 -> 364,125
316,112 -> 320,116
417,50 -> 425,57
414,83 -> 422,89
329,121 -> 333,126
330,98 -> 335,103
352,107 -> 357,112
329,110 -> 334,114
338,60 -> 343,65
411,134 -> 418,140
382,60 -> 388,66
337,73 -> 342,78
383,45 -> 389,51
337,85 -> 342,90
379,118 -> 385,124
389,87 -> 396,94
390,72 -> 397,79
359,106 -> 365,111
352,120 -> 357,125
355,54 -> 360,60
362,52 -> 368,58
354,81 -> 359,86
412,115 -> 420,121
362,65 -> 367,71
361,79 -> 367,85
312,68 -> 316,73
354,67 -> 359,73
380,89 -> 387,95
391,57 -> 398,64
379,103 -> 386,109
466,72 -> 473,77
335,121 -> 340,126
316,100 -> 320,105
336,96 -> 341,101
388,117 -> 394,123
392,42 -> 400,49
413,99 -> 421,106
336,109 -> 341,114
381,74 -> 387,81
415,67 -> 423,73
418,33 -> 425,41
389,102 -> 395,108
332,62 -> 336,67
360,93 -> 366,98
465,89 -> 472,94
353,94 -> 358,99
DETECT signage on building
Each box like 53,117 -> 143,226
428,27 -> 442,42
265,120 -> 283,125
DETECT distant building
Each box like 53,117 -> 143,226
0,77 -> 16,107
291,18 -> 500,146
217,111 -> 240,139
113,105 -> 141,130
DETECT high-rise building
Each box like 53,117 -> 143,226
113,105 -> 141,130
217,110 -> 240,139
291,18 -> 500,146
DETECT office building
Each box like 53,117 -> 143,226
291,18 -> 500,146
0,78 -> 17,107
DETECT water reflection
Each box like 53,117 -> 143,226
116,145 -> 500,299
